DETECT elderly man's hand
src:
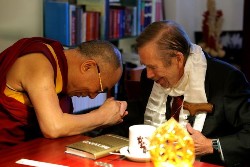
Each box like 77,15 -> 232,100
186,123 -> 213,156
117,100 -> 128,118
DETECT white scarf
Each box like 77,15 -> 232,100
144,44 -> 207,132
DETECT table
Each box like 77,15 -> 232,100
0,135 -> 222,167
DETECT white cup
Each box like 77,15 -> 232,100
128,124 -> 156,157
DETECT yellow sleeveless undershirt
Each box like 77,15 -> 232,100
4,44 -> 63,106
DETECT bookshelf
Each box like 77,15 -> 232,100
44,0 -> 164,45
43,0 -> 164,112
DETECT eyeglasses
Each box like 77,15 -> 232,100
96,64 -> 104,93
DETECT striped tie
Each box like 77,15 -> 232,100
171,96 -> 184,122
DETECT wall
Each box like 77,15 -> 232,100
0,0 -> 43,52
163,0 -> 244,42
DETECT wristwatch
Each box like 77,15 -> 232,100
212,138 -> 225,161
212,139 -> 220,152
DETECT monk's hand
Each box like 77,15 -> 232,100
186,123 -> 213,156
98,98 -> 128,125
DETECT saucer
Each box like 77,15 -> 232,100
119,146 -> 151,162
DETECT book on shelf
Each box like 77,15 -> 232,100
144,1 -> 152,29
75,5 -> 85,44
77,0 -> 109,40
44,0 -> 82,46
65,134 -> 129,160
69,4 -> 76,46
109,5 -> 126,39
124,6 -> 137,37
120,0 -> 163,35
151,0 -> 164,22
120,0 -> 142,35
85,11 -> 100,41
44,0 -> 70,46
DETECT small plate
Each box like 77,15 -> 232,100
119,146 -> 151,162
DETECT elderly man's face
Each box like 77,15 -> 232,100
138,43 -> 184,88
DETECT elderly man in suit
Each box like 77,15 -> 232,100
136,20 -> 250,167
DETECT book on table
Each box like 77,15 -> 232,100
65,134 -> 129,160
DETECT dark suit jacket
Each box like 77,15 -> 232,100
140,52 -> 250,167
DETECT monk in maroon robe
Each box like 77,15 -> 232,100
0,37 -> 73,149
0,37 -> 127,149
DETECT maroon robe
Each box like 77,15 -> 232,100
0,37 -> 73,149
